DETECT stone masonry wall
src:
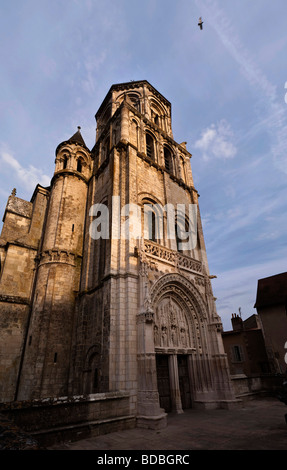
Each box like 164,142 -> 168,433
0,392 -> 134,446
0,302 -> 30,402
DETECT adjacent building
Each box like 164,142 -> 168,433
254,272 -> 287,375
222,313 -> 270,378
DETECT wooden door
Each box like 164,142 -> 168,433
156,354 -> 171,412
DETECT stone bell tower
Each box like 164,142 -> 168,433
16,127 -> 92,400
0,80 -> 236,434
71,80 -> 236,429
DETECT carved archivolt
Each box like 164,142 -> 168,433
151,273 -> 208,352
151,273 -> 207,319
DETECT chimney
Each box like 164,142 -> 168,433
231,313 -> 243,331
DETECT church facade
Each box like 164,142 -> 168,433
0,80 -> 236,432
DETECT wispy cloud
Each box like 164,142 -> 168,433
81,51 -> 107,95
255,230 -> 281,242
194,119 -> 237,161
196,0 -> 276,100
0,146 -> 50,192
213,252 -> 287,329
206,187 -> 286,250
196,0 -> 287,174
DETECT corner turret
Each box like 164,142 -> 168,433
54,127 -> 91,181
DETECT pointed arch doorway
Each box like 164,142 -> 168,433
151,273 -> 208,414
154,294 -> 195,414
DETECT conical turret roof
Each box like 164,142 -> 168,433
67,126 -> 87,146
56,126 -> 89,154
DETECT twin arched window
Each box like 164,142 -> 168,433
142,199 -> 195,254
145,134 -> 174,175
61,154 -> 83,173
143,200 -> 163,243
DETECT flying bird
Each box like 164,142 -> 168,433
198,17 -> 203,30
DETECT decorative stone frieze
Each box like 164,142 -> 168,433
144,240 -> 202,273
37,249 -> 80,267
137,311 -> 155,324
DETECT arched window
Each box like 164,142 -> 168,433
143,200 -> 163,242
83,346 -> 101,394
150,99 -> 165,131
149,211 -> 157,242
63,155 -> 68,169
146,133 -> 155,161
77,159 -> 82,173
128,93 -> 140,112
164,146 -> 172,173
97,201 -> 108,280
175,214 -> 191,253
101,135 -> 110,161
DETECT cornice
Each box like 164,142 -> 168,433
51,169 -> 89,186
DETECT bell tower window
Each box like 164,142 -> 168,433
143,201 -> 163,243
175,215 -> 191,253
146,133 -> 155,161
129,95 -> 140,112
164,146 -> 172,173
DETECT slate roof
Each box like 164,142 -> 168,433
56,127 -> 89,154
67,127 -> 87,147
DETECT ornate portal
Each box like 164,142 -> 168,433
154,297 -> 192,349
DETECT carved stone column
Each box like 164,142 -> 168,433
137,310 -> 167,429
120,102 -> 130,143
137,248 -> 167,429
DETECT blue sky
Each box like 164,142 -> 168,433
0,0 -> 287,330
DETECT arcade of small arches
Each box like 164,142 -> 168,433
55,147 -> 91,179
97,121 -> 188,184
142,126 -> 188,182
95,90 -> 189,184
115,91 -> 169,132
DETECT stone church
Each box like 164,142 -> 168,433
0,80 -> 236,437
